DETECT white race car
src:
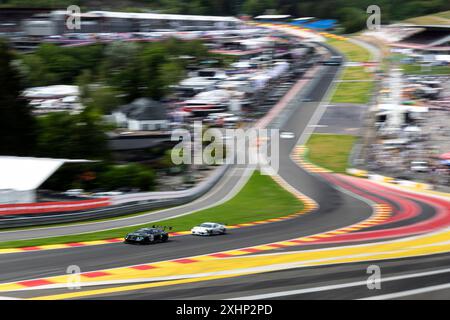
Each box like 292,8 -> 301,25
191,222 -> 226,236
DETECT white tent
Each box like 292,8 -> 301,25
23,85 -> 79,99
0,157 -> 95,204
408,106 -> 429,113
404,126 -> 421,132
231,61 -> 252,69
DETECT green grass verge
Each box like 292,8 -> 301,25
306,134 -> 357,173
404,10 -> 450,25
327,38 -> 375,104
330,81 -> 374,104
327,38 -> 371,62
401,64 -> 450,75
0,172 -> 304,249
390,53 -> 450,75
340,67 -> 372,81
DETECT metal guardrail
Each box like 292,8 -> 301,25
0,163 -> 231,229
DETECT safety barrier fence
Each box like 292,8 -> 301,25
0,198 -> 111,216
0,163 -> 231,229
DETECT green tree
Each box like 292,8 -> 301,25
76,69 -> 93,101
159,61 -> 184,97
35,108 -> 109,160
242,0 -> 262,16
338,7 -> 367,34
21,43 -> 104,86
98,164 -> 156,191
86,86 -> 123,115
139,44 -> 168,100
0,40 -> 36,156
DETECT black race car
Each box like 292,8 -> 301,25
124,227 -> 169,244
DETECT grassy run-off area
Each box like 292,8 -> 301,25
0,172 -> 304,249
391,53 -> 450,75
340,66 -> 372,81
306,134 -> 357,173
327,38 -> 371,62
328,38 -> 375,104
401,64 -> 450,75
331,81 -> 374,104
404,10 -> 450,25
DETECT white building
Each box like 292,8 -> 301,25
113,98 -> 169,131
22,85 -> 83,115
25,10 -> 243,36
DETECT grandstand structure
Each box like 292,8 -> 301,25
23,10 -> 243,36
390,25 -> 450,53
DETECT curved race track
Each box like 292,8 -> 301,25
0,41 -> 449,300
0,60 -> 361,282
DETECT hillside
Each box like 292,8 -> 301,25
403,10 -> 450,25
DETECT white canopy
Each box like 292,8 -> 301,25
0,156 -> 94,191
254,15 -> 292,20
23,85 -> 79,99
408,106 -> 429,113
231,61 -> 252,69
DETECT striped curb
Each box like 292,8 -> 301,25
3,227 -> 450,297
291,145 -> 332,173
270,175 -> 319,212
346,168 -> 369,177
346,168 -> 436,192
210,202 -> 391,256
318,31 -> 347,41
254,23 -> 346,41
0,201 -> 394,294
0,174 -> 318,256
0,27 -> 395,292
0,28 -> 323,257
0,146 -> 402,293
0,26 -> 441,296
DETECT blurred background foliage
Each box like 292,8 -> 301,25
1,0 -> 449,33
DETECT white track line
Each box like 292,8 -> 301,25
360,283 -> 450,300
228,267 -> 450,300
0,296 -> 22,300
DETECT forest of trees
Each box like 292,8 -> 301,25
1,0 -> 449,33
19,38 -> 216,104
0,40 -> 36,156
1,39 -> 205,190
0,34 -> 232,191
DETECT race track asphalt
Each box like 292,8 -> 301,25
0,165 -> 251,242
0,56 -> 378,284
80,252 -> 450,300
0,41 -> 447,300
